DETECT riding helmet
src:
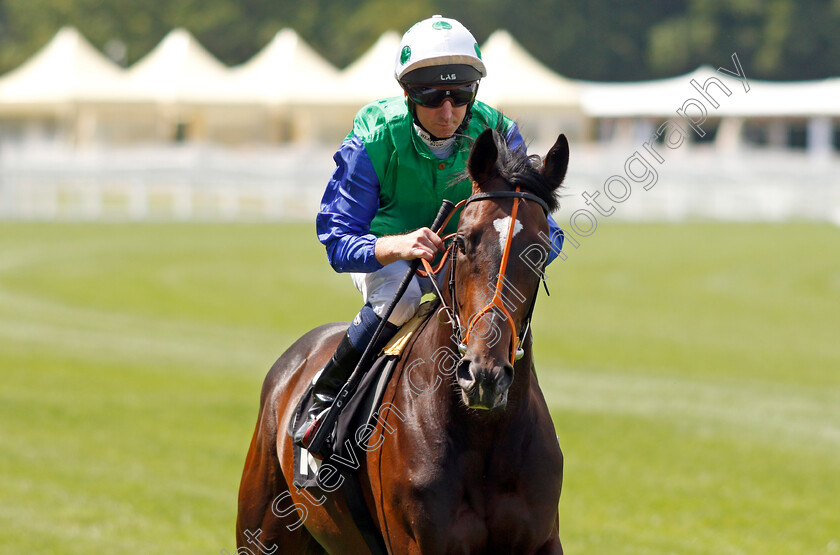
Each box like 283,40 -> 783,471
395,15 -> 487,87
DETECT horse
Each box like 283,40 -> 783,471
237,128 -> 569,554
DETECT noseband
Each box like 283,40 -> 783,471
419,187 -> 549,366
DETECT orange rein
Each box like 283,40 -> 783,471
416,198 -> 466,279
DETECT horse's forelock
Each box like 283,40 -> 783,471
484,131 -> 562,213
448,129 -> 563,213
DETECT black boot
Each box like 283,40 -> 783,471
292,332 -> 362,449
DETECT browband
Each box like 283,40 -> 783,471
464,191 -> 550,214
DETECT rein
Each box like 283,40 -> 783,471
418,187 -> 549,366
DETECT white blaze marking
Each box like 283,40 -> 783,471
493,216 -> 523,253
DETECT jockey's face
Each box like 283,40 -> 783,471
413,85 -> 469,139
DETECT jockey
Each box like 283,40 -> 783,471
293,15 -> 565,449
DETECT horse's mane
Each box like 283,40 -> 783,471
453,121 -> 563,213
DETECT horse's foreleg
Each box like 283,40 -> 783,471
536,537 -> 563,555
237,418 -> 324,553
534,513 -> 563,555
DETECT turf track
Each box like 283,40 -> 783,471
0,222 -> 837,554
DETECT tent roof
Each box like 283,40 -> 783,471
126,28 -> 237,104
338,31 -> 403,105
232,29 -> 339,104
0,27 -> 134,105
714,75 -> 840,117
5,27 -> 837,119
580,66 -> 840,118
478,30 -> 579,108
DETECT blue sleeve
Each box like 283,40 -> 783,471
545,213 -> 564,265
315,135 -> 384,273
504,122 -> 526,152
503,121 -> 563,264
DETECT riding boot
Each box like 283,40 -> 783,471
292,332 -> 361,449
292,304 -> 400,450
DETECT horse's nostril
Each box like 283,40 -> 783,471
499,363 -> 514,391
456,359 -> 475,385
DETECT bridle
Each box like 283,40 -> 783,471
419,186 -> 550,366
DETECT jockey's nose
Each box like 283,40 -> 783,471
438,98 -> 454,114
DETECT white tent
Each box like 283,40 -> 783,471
479,30 -> 579,109
580,67 -> 741,118
0,26 -> 134,106
125,28 -> 268,143
232,28 -> 339,105
579,66 -> 840,118
230,29 -> 347,143
580,66 -> 840,154
126,28 -> 237,105
717,76 -> 840,118
0,27 -> 156,146
338,31 -> 403,107
478,30 -> 584,145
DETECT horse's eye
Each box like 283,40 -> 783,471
454,236 -> 467,253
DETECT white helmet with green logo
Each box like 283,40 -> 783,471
395,15 -> 486,87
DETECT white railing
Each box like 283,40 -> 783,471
554,143 -> 840,224
0,143 -> 336,221
1,142 -> 838,223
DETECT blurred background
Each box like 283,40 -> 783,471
0,1 -> 838,554
0,0 -> 838,222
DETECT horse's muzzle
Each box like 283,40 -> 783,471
456,358 -> 513,410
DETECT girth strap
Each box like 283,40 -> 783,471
341,472 -> 389,555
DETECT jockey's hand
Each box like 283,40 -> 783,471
374,227 -> 444,266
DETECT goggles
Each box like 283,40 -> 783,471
405,83 -> 478,108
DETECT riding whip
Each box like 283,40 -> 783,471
307,199 -> 456,456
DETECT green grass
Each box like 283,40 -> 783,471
0,222 -> 838,554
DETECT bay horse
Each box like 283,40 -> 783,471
237,128 -> 568,554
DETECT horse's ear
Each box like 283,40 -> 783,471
542,133 -> 569,188
468,129 -> 499,184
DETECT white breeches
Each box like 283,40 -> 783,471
351,260 -> 443,326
